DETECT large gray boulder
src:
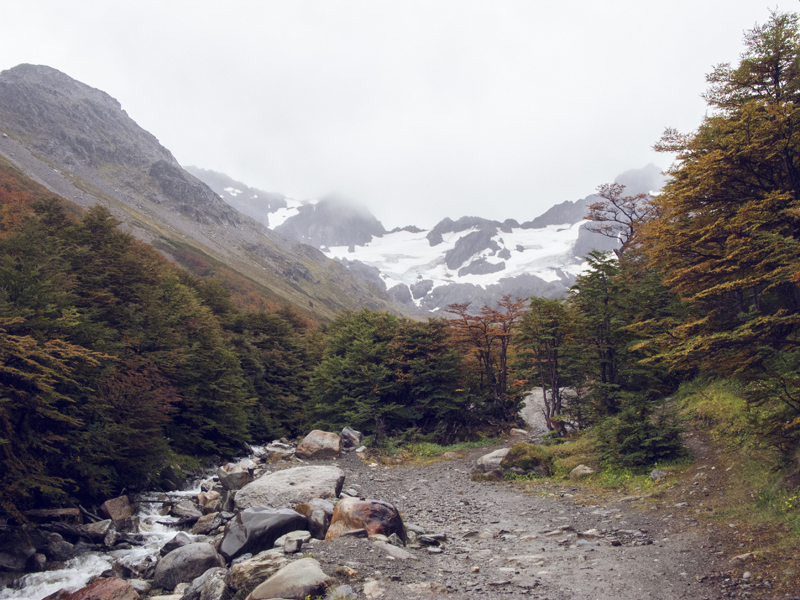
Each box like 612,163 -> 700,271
477,448 -> 510,469
340,427 -> 363,449
295,430 -> 341,460
225,550 -> 289,594
153,542 -> 225,590
246,557 -> 330,600
234,466 -> 345,510
219,506 -> 308,561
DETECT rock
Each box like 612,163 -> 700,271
63,577 -> 139,600
363,580 -> 385,599
235,466 -> 345,510
153,543 -> 225,590
650,468 -> 670,482
274,531 -> 312,548
217,463 -> 252,491
500,443 -> 553,477
126,580 -> 151,595
160,532 -> 192,556
0,526 -> 40,572
373,540 -> 417,560
171,500 -> 202,520
569,464 -> 596,479
355,445 -> 367,453
225,550 -> 289,592
388,532 -> 404,547
442,452 -> 459,460
295,430 -> 342,460
325,497 -> 406,542
731,552 -> 753,563
510,428 -> 528,436
294,499 -> 334,540
283,537 -> 301,554
160,465 -> 185,491
472,468 -> 504,482
99,497 -> 132,522
326,584 -> 356,599
191,513 -> 223,535
340,427 -> 363,449
43,534 -> 74,562
82,520 -> 113,542
219,506 -> 308,561
264,444 -> 294,461
182,566 -> 228,600
197,491 -> 223,514
477,448 -> 510,468
246,557 -> 330,600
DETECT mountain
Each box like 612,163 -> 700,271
0,64 -> 405,321
191,165 -> 662,313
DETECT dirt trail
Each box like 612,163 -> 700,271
305,441 -> 774,600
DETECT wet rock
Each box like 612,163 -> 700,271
171,500 -> 202,520
0,526 -> 38,572
160,532 -> 192,556
326,497 -> 405,542
246,557 -> 330,600
219,506 -> 308,561
160,465 -> 185,491
153,543 -> 225,590
126,580 -> 150,595
63,577 -> 139,600
340,427 -> 363,449
82,520 -> 113,542
224,550 -> 289,593
294,498 -> 334,539
235,466 -> 345,510
99,497 -> 132,522
295,430 -> 342,460
43,533 -> 74,562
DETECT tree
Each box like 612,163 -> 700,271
586,183 -> 656,258
445,295 -> 527,420
646,10 -> 800,387
515,297 -> 573,431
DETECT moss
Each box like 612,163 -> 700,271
500,443 -> 554,475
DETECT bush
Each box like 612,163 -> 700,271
596,396 -> 686,469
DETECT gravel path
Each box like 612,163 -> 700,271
303,444 -> 754,600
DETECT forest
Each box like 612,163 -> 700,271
2,10 -> 800,518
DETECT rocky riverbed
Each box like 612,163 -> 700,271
0,431 -> 787,600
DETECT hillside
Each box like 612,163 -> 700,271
0,64 -> 404,321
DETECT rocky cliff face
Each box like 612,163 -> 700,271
0,64 -> 404,321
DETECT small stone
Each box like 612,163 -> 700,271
742,571 -> 752,580
471,566 -> 480,573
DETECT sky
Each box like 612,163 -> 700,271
1,2 -> 796,229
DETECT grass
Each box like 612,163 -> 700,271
363,435 -> 502,465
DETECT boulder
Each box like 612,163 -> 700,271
191,512 -> 223,535
43,533 -> 74,562
325,497 -> 405,543
64,577 -> 139,600
340,427 -> 363,449
295,430 -> 341,460
183,566 -> 228,600
197,491 -> 223,514
224,550 -> 289,593
160,532 -> 192,556
0,526 -> 40,571
293,499 -> 334,540
569,464 -> 596,479
477,448 -> 510,469
171,500 -> 202,520
500,443 -> 553,477
217,463 -> 252,491
153,543 -> 225,590
650,468 -> 670,482
219,506 -> 308,561
246,557 -> 329,600
82,520 -> 113,542
160,465 -> 185,492
235,466 -> 345,510
99,496 -> 132,522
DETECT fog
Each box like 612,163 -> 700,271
1,1 -> 795,228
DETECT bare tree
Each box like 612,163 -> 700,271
585,183 -> 656,258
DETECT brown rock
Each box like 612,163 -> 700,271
295,430 -> 341,460
197,490 -> 222,514
325,497 -> 405,542
225,550 -> 289,592
64,577 -> 139,600
293,499 -> 334,539
99,497 -> 132,521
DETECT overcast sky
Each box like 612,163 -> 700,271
1,2 -> 795,229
